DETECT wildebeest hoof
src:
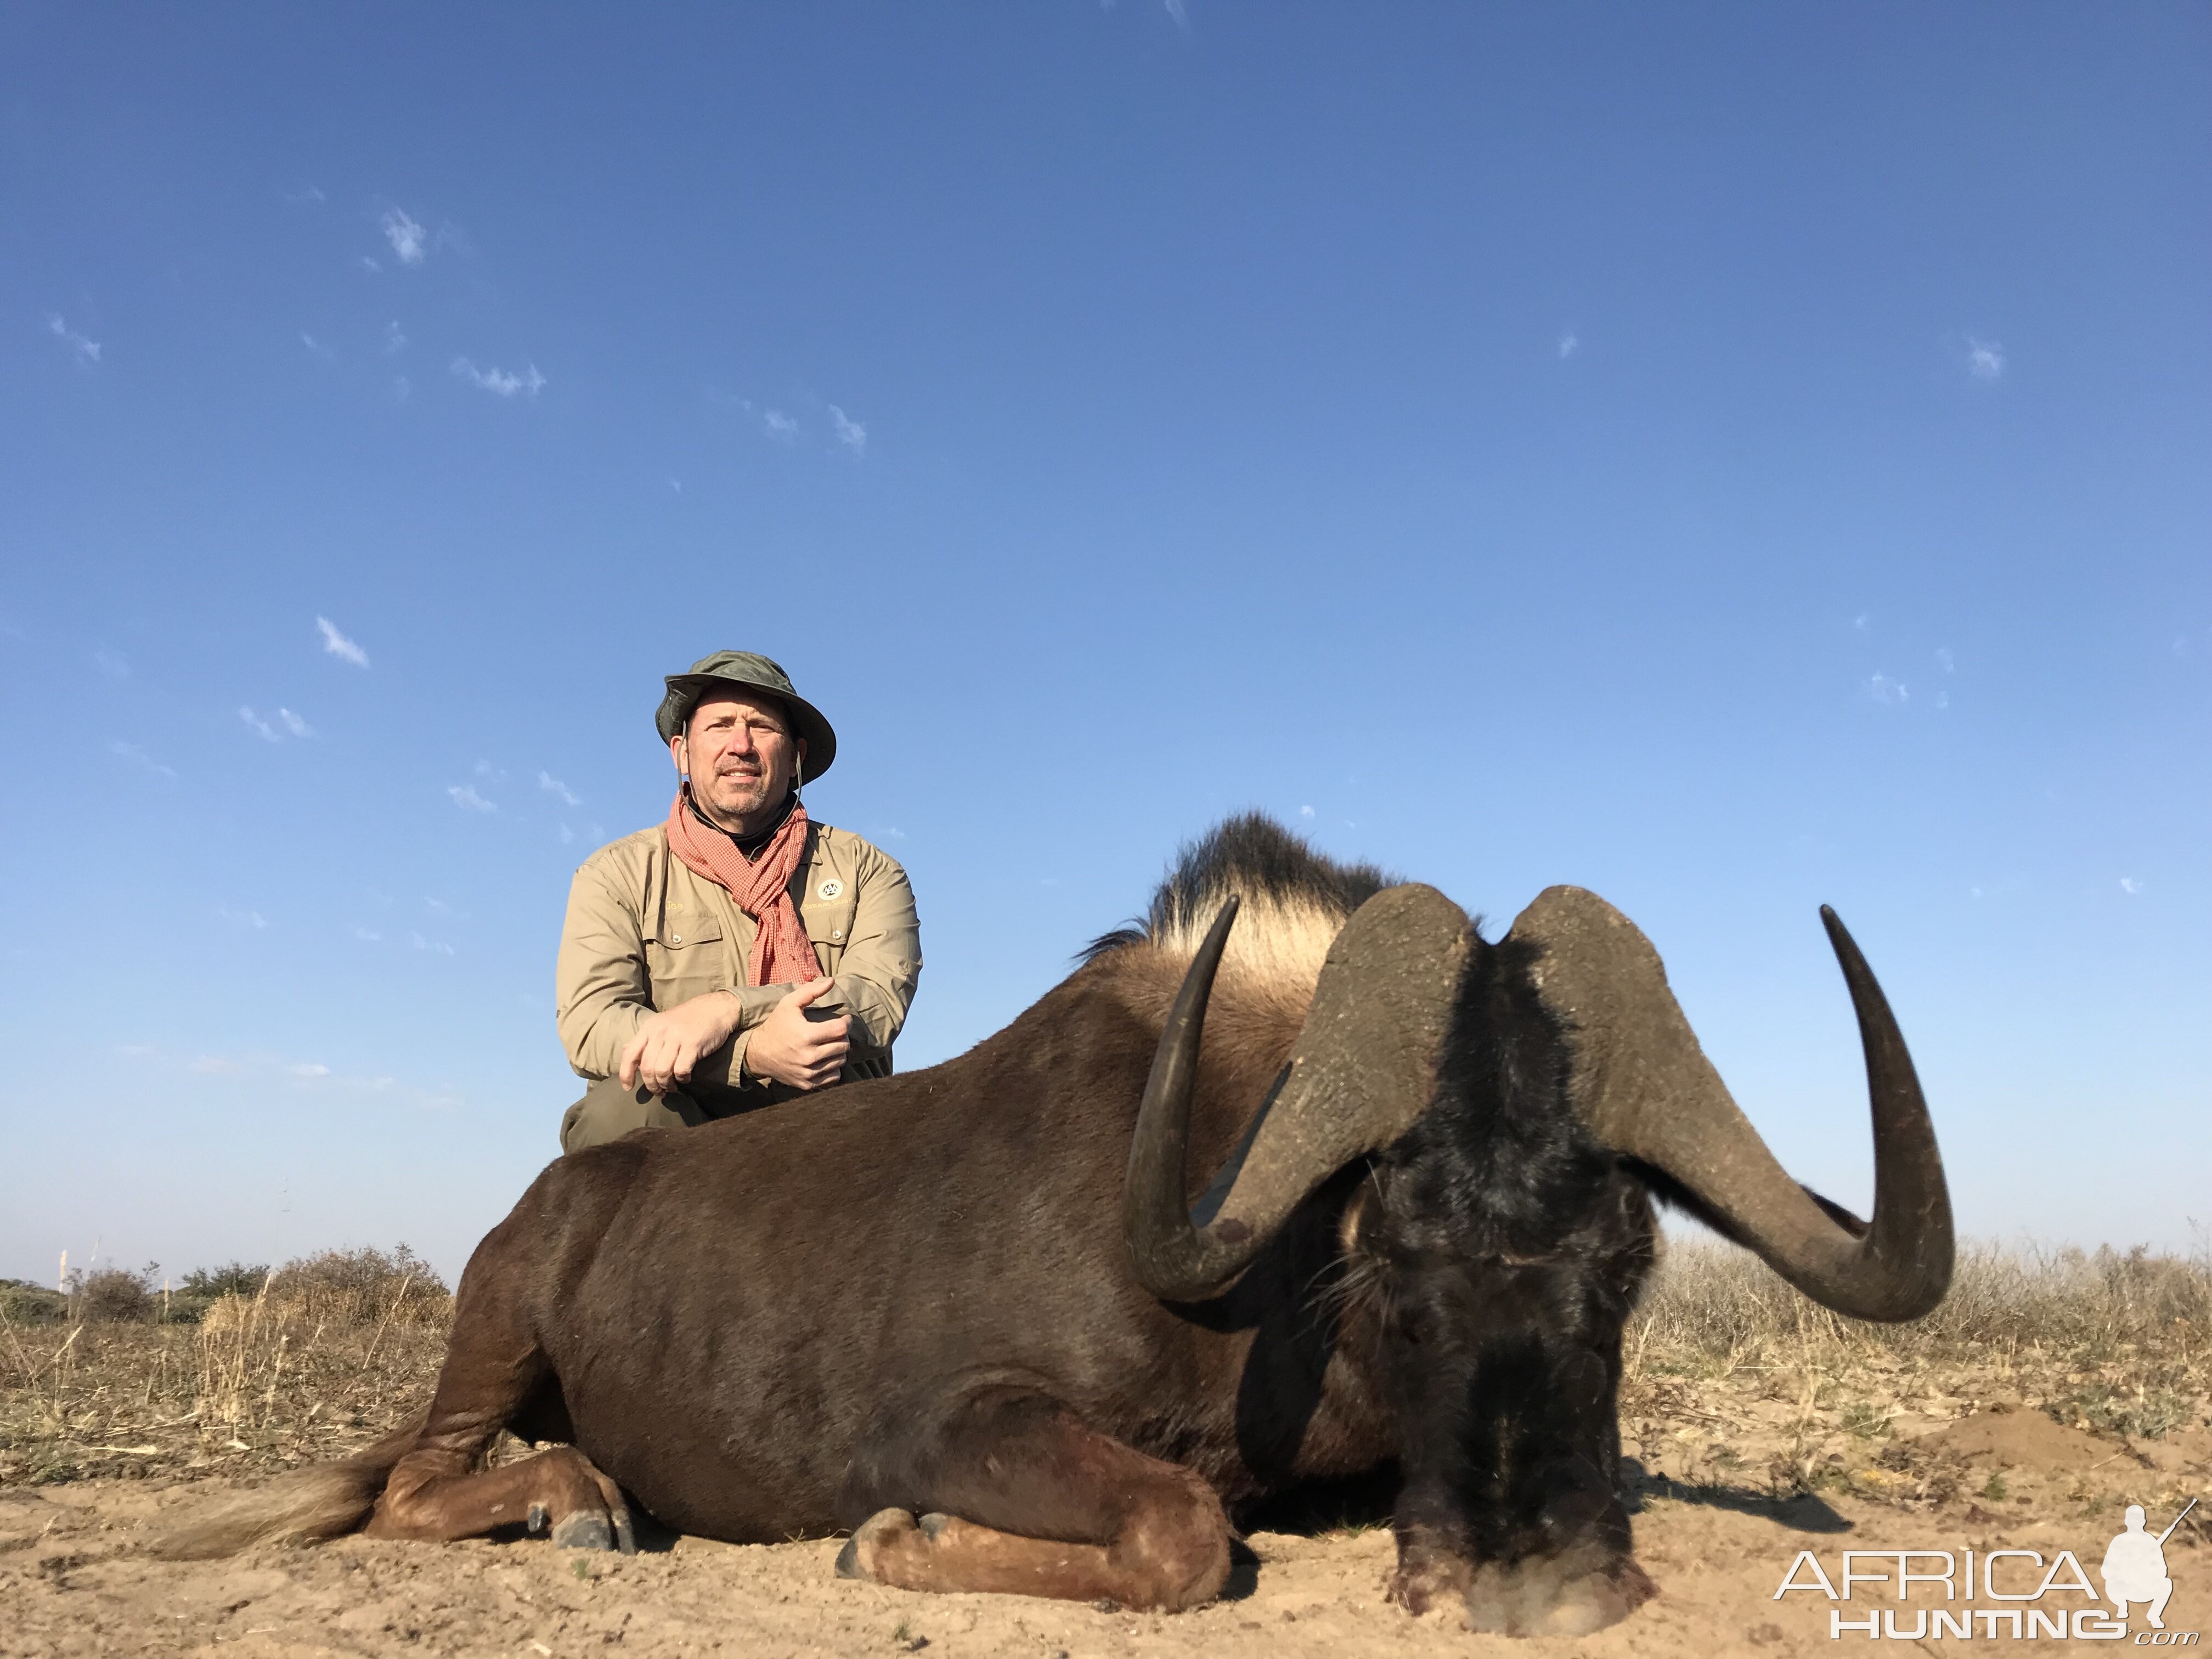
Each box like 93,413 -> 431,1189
1386,1551 -> 1471,1618
552,1514 -> 614,1551
612,1510 -> 637,1555
1461,1551 -> 1656,1637
837,1508 -> 918,1581
525,1503 -> 550,1535
918,1511 -> 953,1541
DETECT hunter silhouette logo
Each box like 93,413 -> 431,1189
2104,1501 -> 2195,1632
1772,1497 -> 2200,1641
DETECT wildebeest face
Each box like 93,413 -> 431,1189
1368,1165 -> 1658,1637
1126,879 -> 1952,1636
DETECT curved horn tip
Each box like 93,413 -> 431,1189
1818,905 -> 1877,978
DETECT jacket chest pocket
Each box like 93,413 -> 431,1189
800,891 -> 860,970
644,916 -> 727,1009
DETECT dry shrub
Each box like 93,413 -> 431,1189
263,1244 -> 450,1329
179,1262 -> 270,1301
75,1267 -> 158,1325
0,1280 -> 67,1327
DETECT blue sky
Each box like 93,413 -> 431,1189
3,5 -> 2205,1285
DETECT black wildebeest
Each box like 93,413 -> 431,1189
159,815 -> 1951,1635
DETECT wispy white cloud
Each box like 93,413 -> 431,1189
241,703 -> 313,742
830,405 -> 867,455
392,375 -> 411,403
1164,0 -> 1189,24
447,783 -> 496,814
2120,877 -> 2142,895
1966,336 -> 2005,381
219,905 -> 269,929
130,1042 -> 461,1110
360,256 -> 382,275
317,615 -> 370,666
1935,647 -> 1955,673
1867,673 -> 1909,706
46,313 -> 100,364
452,357 -> 546,398
108,740 -> 175,778
763,409 -> 798,439
1299,804 -> 1316,819
353,926 -> 382,943
1557,331 -> 1579,359
539,770 -> 582,806
381,208 -> 428,266
383,320 -> 407,355
285,186 -> 326,206
300,331 -> 333,358
410,932 -> 456,956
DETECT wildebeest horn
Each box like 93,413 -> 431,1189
1124,884 -> 1474,1302
1506,887 -> 1953,1322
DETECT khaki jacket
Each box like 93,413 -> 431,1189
556,819 -> 921,1103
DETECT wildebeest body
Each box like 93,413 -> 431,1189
153,813 -> 1950,1637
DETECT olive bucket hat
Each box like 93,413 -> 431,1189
656,651 -> 838,782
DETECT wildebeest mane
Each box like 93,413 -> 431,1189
1081,812 -> 1396,978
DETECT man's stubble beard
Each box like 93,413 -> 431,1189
697,765 -> 781,831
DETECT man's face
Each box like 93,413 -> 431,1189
674,690 -> 805,830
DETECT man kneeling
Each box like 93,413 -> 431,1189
556,651 -> 921,1151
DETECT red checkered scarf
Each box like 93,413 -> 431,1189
664,787 -> 821,987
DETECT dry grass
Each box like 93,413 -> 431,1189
0,1246 -> 453,1489
1634,1237 -> 2212,1360
1618,1236 -> 2211,1531
1627,1237 -> 2211,1439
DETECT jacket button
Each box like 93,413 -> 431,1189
672,934 -> 683,943
832,930 -> 843,941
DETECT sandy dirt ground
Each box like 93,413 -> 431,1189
5,1410 -> 2204,1659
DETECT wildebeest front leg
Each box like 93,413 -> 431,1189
368,1443 -> 634,1550
834,1384 -> 1231,1611
360,1218 -> 634,1553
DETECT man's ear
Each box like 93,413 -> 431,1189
669,732 -> 688,777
